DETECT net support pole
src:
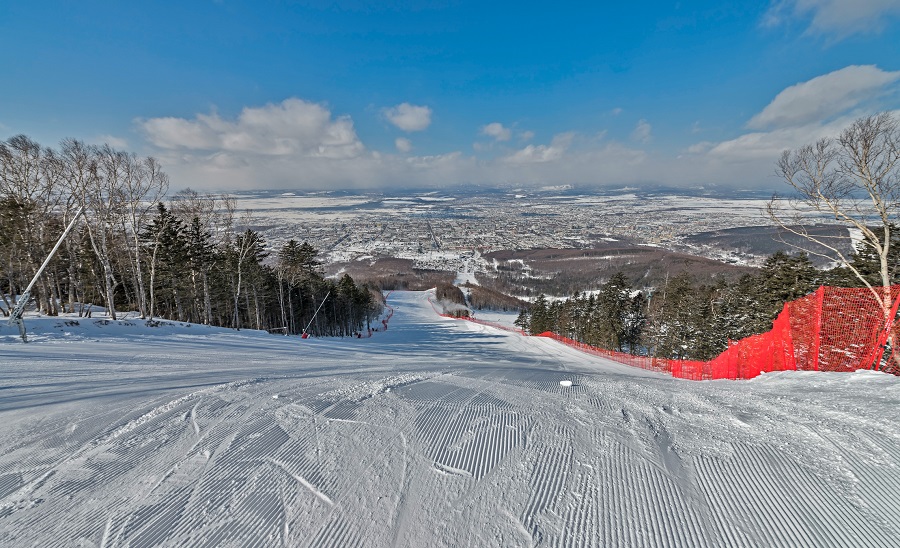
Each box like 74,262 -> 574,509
7,206 -> 84,342
302,291 -> 331,337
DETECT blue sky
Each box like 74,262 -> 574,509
2,1 -> 900,191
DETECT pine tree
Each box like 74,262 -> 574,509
717,274 -> 760,341
622,292 -> 647,354
185,216 -> 216,324
141,203 -> 189,320
596,272 -> 632,351
753,251 -> 817,333
514,308 -> 529,332
529,294 -> 551,335
644,273 -> 703,360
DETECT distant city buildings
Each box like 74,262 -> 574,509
234,191 -> 835,274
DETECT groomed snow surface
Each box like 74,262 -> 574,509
2,291 -> 899,547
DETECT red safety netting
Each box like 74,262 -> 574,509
434,286 -> 900,381
530,332 -> 672,375
567,285 -> 900,380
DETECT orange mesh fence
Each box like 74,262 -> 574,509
677,285 -> 898,379
818,286 -> 898,372
787,289 -> 819,373
432,285 -> 900,380
664,285 -> 899,379
533,332 -> 672,375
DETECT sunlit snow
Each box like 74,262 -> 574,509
1,291 -> 898,546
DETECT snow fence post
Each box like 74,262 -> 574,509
810,286 -> 825,371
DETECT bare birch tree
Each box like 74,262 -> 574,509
768,112 -> 900,365
60,139 -> 100,315
120,155 -> 169,318
0,136 -> 66,315
67,143 -> 126,320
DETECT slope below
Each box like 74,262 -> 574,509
0,291 -> 898,547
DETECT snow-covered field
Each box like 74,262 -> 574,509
1,291 -> 899,547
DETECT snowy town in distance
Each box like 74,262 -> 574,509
234,187 -> 830,277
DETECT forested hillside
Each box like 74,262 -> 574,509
0,135 -> 382,336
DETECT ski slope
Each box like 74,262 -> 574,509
1,291 -> 899,547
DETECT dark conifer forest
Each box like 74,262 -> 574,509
0,135 -> 382,336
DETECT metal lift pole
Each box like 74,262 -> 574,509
8,206 -> 85,342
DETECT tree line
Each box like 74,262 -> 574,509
0,135 -> 382,336
515,247 -> 898,361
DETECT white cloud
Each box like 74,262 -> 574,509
764,0 -> 900,38
631,119 -> 652,144
707,119 -> 849,161
383,103 -> 432,132
519,130 -> 535,141
404,151 -> 465,169
395,137 -> 413,153
142,80 -> 899,192
141,110 -> 710,191
147,127 -> 753,192
95,134 -> 129,149
610,107 -> 624,116
480,122 -> 512,142
685,141 -> 715,154
138,98 -> 365,159
707,108 -> 900,162
504,133 -> 574,163
493,140 -> 660,187
694,65 -> 900,164
747,65 -> 900,129
682,64 -> 900,185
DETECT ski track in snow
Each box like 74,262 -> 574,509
1,290 -> 899,546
